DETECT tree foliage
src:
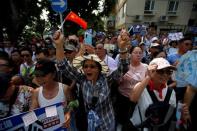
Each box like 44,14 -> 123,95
0,0 -> 115,43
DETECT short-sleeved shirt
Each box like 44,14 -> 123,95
11,85 -> 33,115
167,53 -> 181,65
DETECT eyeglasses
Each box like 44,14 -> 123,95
83,64 -> 97,69
64,50 -> 74,54
95,46 -> 103,50
184,42 -> 192,46
156,69 -> 173,75
132,52 -> 143,55
68,39 -> 78,46
21,54 -> 30,57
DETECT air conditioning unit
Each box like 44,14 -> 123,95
160,16 -> 168,21
134,15 -> 143,21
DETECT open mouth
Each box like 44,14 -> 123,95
86,73 -> 93,77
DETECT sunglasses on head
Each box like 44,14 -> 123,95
83,64 -> 97,69
156,69 -> 173,75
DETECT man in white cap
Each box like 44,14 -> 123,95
64,43 -> 79,64
144,42 -> 162,64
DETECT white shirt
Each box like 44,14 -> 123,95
104,55 -> 117,74
130,86 -> 176,129
38,83 -> 66,107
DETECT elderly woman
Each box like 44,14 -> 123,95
53,30 -> 130,131
130,58 -> 177,131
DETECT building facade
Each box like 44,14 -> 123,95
113,0 -> 196,33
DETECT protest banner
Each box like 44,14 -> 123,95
0,102 -> 66,131
168,32 -> 183,41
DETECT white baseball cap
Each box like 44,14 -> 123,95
150,42 -> 160,48
149,58 -> 176,70
151,37 -> 159,42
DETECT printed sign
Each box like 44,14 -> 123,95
131,25 -> 147,36
0,103 -> 66,131
168,32 -> 183,41
51,0 -> 67,13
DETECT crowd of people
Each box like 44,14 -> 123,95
0,26 -> 197,131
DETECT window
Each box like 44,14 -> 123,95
121,6 -> 124,18
168,1 -> 179,14
122,3 -> 126,18
144,0 -> 155,14
124,3 -> 127,15
192,4 -> 197,11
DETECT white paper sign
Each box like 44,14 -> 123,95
45,106 -> 58,117
22,111 -> 38,127
168,32 -> 183,41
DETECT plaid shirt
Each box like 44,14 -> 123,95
57,58 -> 129,131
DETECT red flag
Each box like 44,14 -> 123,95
65,11 -> 87,30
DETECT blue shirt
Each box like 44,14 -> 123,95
167,53 -> 181,65
131,39 -> 139,47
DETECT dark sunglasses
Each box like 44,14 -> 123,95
68,39 -> 78,46
83,64 -> 97,69
21,54 -> 30,57
156,69 -> 173,75
64,50 -> 74,54
184,42 -> 192,46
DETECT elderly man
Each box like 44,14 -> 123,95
95,42 -> 117,74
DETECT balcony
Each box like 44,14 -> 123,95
144,10 -> 155,16
167,11 -> 178,16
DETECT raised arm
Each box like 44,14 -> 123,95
53,31 -> 83,82
53,30 -> 65,61
129,64 -> 157,102
109,29 -> 130,80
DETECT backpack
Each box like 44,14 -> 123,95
138,86 -> 176,128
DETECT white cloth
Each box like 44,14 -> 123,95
104,55 -> 117,74
130,87 -> 176,127
115,54 -> 120,65
38,83 -> 66,107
